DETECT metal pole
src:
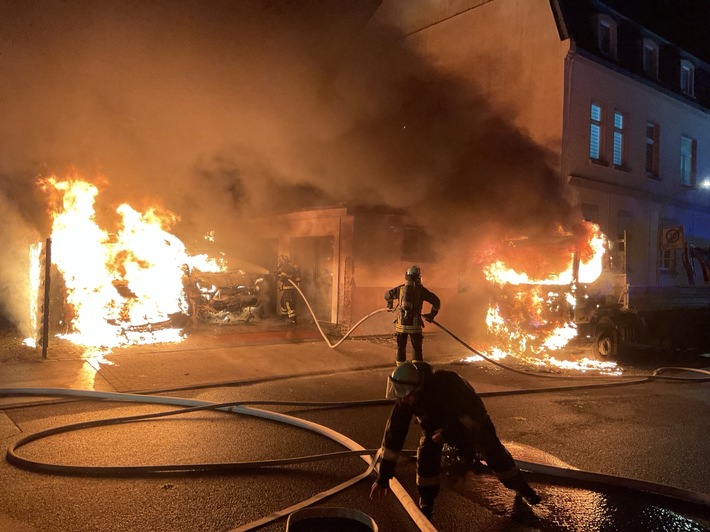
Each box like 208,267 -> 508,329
41,238 -> 51,360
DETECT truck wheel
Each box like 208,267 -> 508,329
593,326 -> 617,360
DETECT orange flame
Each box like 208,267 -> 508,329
38,174 -> 224,350
478,221 -> 615,369
483,222 -> 607,286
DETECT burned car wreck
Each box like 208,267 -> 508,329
184,269 -> 273,325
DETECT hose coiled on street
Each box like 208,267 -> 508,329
3,286 -> 709,531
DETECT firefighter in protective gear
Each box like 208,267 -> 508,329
276,255 -> 300,325
384,265 -> 440,365
370,362 -> 541,521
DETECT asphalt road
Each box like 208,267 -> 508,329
1,359 -> 709,531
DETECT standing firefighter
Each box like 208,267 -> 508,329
276,255 -> 300,325
385,265 -> 440,365
370,362 -> 540,521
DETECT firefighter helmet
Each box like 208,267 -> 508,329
386,361 -> 422,399
405,265 -> 421,280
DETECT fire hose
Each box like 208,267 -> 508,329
286,279 -> 390,349
291,275 -> 710,386
2,389 -> 432,532
3,290 -> 710,531
430,318 -> 710,385
3,386 -> 710,532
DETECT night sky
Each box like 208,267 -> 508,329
604,0 -> 710,61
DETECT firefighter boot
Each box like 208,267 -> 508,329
418,498 -> 434,520
503,472 -> 541,505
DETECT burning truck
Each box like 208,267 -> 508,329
481,221 -> 710,362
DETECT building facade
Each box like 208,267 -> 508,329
373,0 -> 710,288
245,0 -> 710,337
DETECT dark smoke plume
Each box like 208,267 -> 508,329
0,0 -> 577,332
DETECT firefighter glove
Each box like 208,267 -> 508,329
422,311 -> 437,323
370,480 -> 389,500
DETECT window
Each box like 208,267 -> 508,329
597,15 -> 617,59
680,135 -> 696,187
612,110 -> 626,167
642,39 -> 659,78
645,122 -> 659,177
659,249 -> 676,272
680,60 -> 695,96
589,102 -> 604,161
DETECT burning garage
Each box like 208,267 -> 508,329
28,174 -> 462,353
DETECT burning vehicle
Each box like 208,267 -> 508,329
480,221 -> 607,362
29,175 -> 277,351
480,220 -> 710,363
185,269 -> 272,325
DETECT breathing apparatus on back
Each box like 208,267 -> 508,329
401,265 -> 421,320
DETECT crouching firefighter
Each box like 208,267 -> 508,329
370,362 -> 540,521
385,265 -> 440,365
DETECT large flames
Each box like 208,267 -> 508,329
29,174 -> 617,373
33,174 -> 224,350
476,221 -> 618,372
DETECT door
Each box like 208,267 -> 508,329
291,236 -> 334,324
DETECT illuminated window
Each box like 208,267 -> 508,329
589,102 -> 604,161
612,110 -> 626,167
680,60 -> 695,96
642,39 -> 659,78
597,15 -> 617,59
645,122 -> 659,178
680,135 -> 696,187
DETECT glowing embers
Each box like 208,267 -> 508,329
37,174 -> 224,350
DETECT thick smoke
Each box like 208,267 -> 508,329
0,191 -> 42,336
0,0 -> 577,330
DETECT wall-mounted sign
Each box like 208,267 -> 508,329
661,225 -> 685,250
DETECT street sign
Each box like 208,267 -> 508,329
661,226 -> 685,250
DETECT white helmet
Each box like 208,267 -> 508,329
405,265 -> 421,280
386,362 -> 422,399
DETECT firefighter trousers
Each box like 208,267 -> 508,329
395,332 -> 423,363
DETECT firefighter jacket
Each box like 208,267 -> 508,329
377,365 -> 518,488
277,262 -> 300,291
384,282 -> 440,334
